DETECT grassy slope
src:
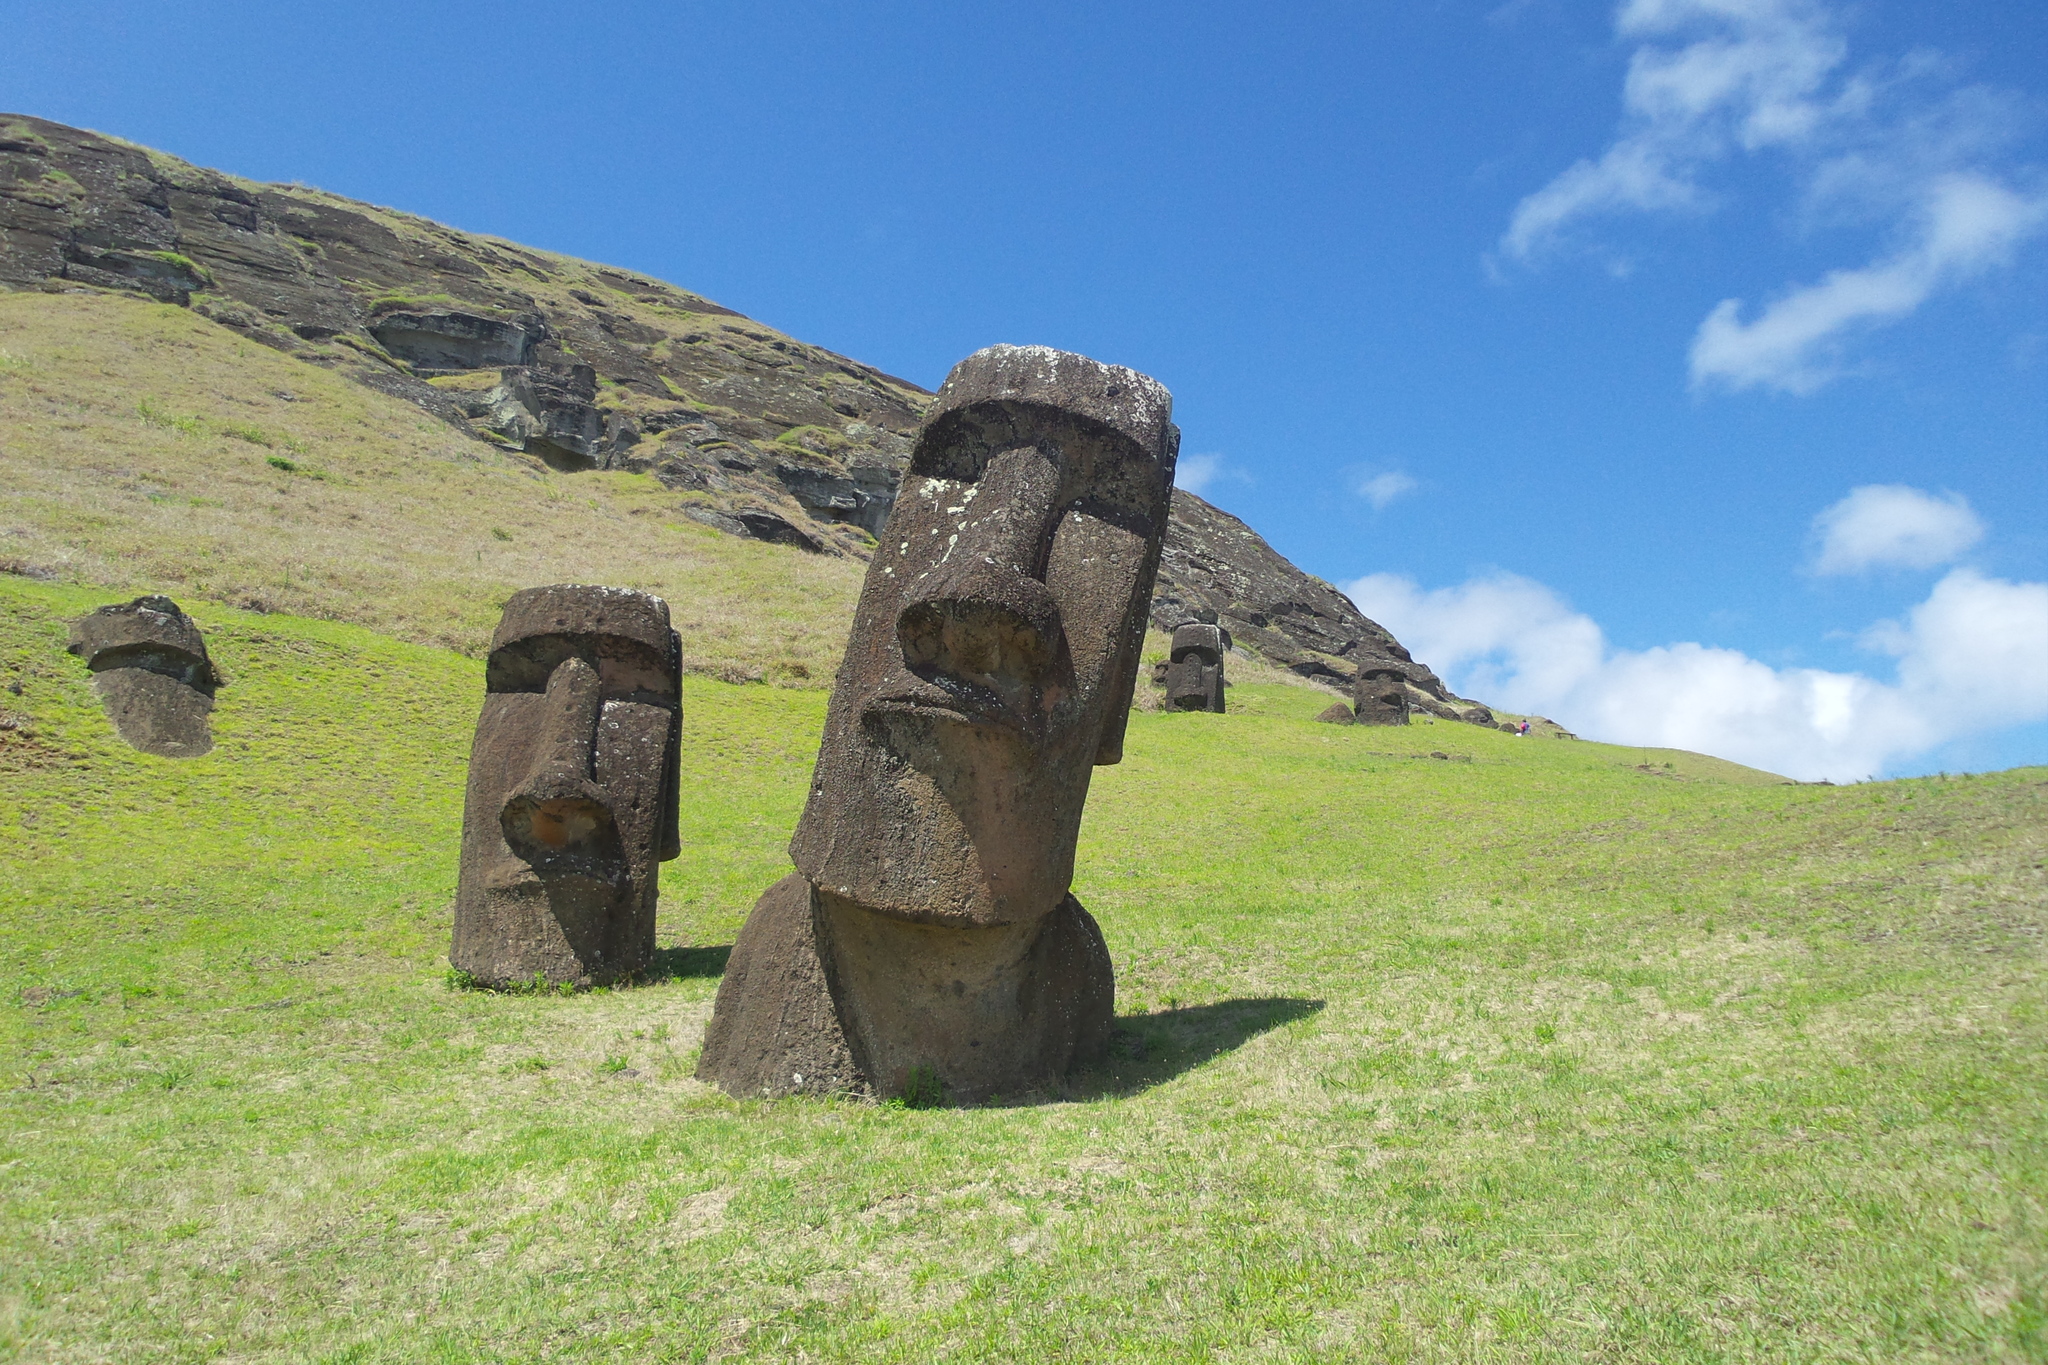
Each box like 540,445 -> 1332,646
0,292 -> 863,681
4,576 -> 2044,1363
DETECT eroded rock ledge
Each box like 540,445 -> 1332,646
0,112 -> 1497,723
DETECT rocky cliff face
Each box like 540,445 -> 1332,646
0,113 -> 1492,721
0,113 -> 925,556
1153,491 -> 1484,718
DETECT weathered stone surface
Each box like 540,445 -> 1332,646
1353,666 -> 1411,726
449,585 -> 682,988
65,595 -> 220,757
772,460 -> 898,536
681,505 -> 825,553
700,346 -> 1174,1102
1165,622 -> 1226,713
469,362 -> 642,471
367,309 -> 543,373
1314,701 -> 1355,725
702,875 -> 1114,1101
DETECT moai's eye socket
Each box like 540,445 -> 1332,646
487,634 -> 675,706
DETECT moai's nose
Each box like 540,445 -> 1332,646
500,656 -> 617,858
896,445 -> 1066,696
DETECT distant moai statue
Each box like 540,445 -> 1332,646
1353,665 -> 1411,726
449,585 -> 682,988
1165,622 -> 1227,713
698,345 -> 1178,1103
66,596 -> 222,757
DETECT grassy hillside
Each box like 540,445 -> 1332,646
0,292 -> 863,681
4,575 -> 2043,1362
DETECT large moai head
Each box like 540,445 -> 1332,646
1165,622 -> 1226,713
66,596 -> 221,758
450,585 -> 682,987
789,346 -> 1179,928
1353,666 -> 1411,726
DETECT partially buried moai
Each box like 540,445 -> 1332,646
698,345 -> 1178,1102
67,596 -> 222,758
1165,622 -> 1226,712
450,585 -> 682,988
1353,665 -> 1410,726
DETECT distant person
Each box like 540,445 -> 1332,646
1517,719 -> 1530,736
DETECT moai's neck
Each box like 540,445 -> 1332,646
812,886 -> 1054,1102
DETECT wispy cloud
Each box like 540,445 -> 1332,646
1502,0 -> 1848,263
1174,452 -> 1247,496
1345,563 -> 2048,781
1357,471 -> 1419,510
1811,483 -> 1984,575
1691,173 -> 2047,391
1502,0 -> 2048,393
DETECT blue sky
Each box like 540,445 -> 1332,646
5,0 -> 2044,779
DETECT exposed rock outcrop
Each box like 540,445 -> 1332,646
1149,490 -> 1492,720
1,113 -> 1503,725
0,113 -> 925,557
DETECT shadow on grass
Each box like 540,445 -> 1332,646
443,945 -> 733,994
1065,996 -> 1325,1100
647,944 -> 732,982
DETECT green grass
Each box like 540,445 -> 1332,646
0,292 -> 866,679
3,574 -> 2045,1361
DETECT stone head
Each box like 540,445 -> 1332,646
1354,666 -> 1410,725
1171,623 -> 1223,665
790,345 -> 1178,926
450,584 -> 682,986
1166,622 -> 1226,712
66,595 -> 221,758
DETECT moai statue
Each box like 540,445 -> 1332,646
450,585 -> 682,988
698,345 -> 1177,1102
1164,622 -> 1226,713
66,596 -> 222,757
1353,666 -> 1411,726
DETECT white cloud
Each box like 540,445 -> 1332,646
1174,452 -> 1232,495
1503,0 -> 1847,262
1692,174 -> 2048,391
1357,471 -> 1419,510
1345,563 -> 2048,781
1503,0 -> 2047,393
1811,483 -> 1985,574
1502,140 -> 1705,260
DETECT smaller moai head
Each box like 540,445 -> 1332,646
66,596 -> 221,757
451,585 -> 682,987
1352,666 -> 1411,726
790,345 -> 1179,927
1166,622 -> 1226,713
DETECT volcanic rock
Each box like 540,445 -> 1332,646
1165,622 -> 1227,713
450,584 -> 683,988
699,345 -> 1172,1102
66,595 -> 221,757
